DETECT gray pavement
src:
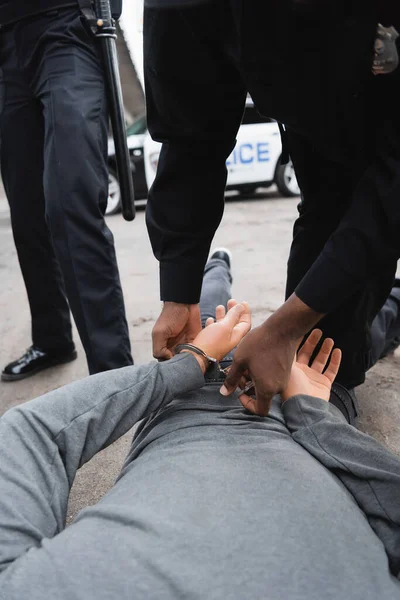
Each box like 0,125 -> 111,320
0,188 -> 399,521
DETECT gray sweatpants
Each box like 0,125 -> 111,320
370,285 -> 400,366
200,257 -> 232,327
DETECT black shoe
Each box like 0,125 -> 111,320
1,345 -> 77,382
329,383 -> 359,427
210,247 -> 232,269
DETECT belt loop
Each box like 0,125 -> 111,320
77,0 -> 97,33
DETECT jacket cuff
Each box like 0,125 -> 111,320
295,254 -> 359,314
282,394 -> 347,432
160,353 -> 205,396
160,261 -> 205,303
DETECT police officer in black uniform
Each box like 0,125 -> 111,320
0,0 -> 133,380
145,0 -> 400,415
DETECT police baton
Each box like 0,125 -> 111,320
93,0 -> 135,221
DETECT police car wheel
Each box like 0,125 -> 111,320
106,169 -> 122,215
275,160 -> 300,197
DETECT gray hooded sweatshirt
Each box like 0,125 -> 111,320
0,353 -> 399,599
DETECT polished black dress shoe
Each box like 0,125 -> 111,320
1,345 -> 77,382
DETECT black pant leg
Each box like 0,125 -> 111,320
0,28 -> 73,353
33,10 -> 132,374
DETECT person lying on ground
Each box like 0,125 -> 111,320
1,296 -> 400,598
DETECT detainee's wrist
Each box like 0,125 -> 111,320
179,350 -> 208,374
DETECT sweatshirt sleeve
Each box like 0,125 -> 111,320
0,353 -> 204,573
283,394 -> 400,575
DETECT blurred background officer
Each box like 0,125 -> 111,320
0,1 -> 133,381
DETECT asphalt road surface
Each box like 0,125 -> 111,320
0,188 -> 399,521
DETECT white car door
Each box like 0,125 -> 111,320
226,120 -> 281,186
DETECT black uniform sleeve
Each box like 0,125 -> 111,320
379,0 -> 400,29
143,4 -> 246,303
146,141 -> 230,303
295,73 -> 400,315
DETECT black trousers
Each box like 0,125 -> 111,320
0,7 -> 132,374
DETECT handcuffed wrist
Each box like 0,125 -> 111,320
175,344 -> 218,374
178,350 -> 208,373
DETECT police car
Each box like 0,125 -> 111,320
106,101 -> 299,215
144,99 -> 300,198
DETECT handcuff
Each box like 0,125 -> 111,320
175,343 -> 234,384
175,344 -> 217,366
175,344 -> 256,396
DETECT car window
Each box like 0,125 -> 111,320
241,107 -> 274,125
126,115 -> 147,136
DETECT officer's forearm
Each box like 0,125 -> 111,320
266,293 -> 324,340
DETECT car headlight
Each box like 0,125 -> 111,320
149,152 -> 160,173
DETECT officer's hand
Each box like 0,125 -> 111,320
221,320 -> 301,416
152,302 -> 202,360
221,294 -> 323,416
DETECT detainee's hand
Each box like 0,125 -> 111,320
152,302 -> 202,360
192,300 -> 251,362
281,329 -> 341,403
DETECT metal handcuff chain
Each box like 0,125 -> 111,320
175,344 -> 255,395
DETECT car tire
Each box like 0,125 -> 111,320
106,169 -> 122,215
275,159 -> 300,197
